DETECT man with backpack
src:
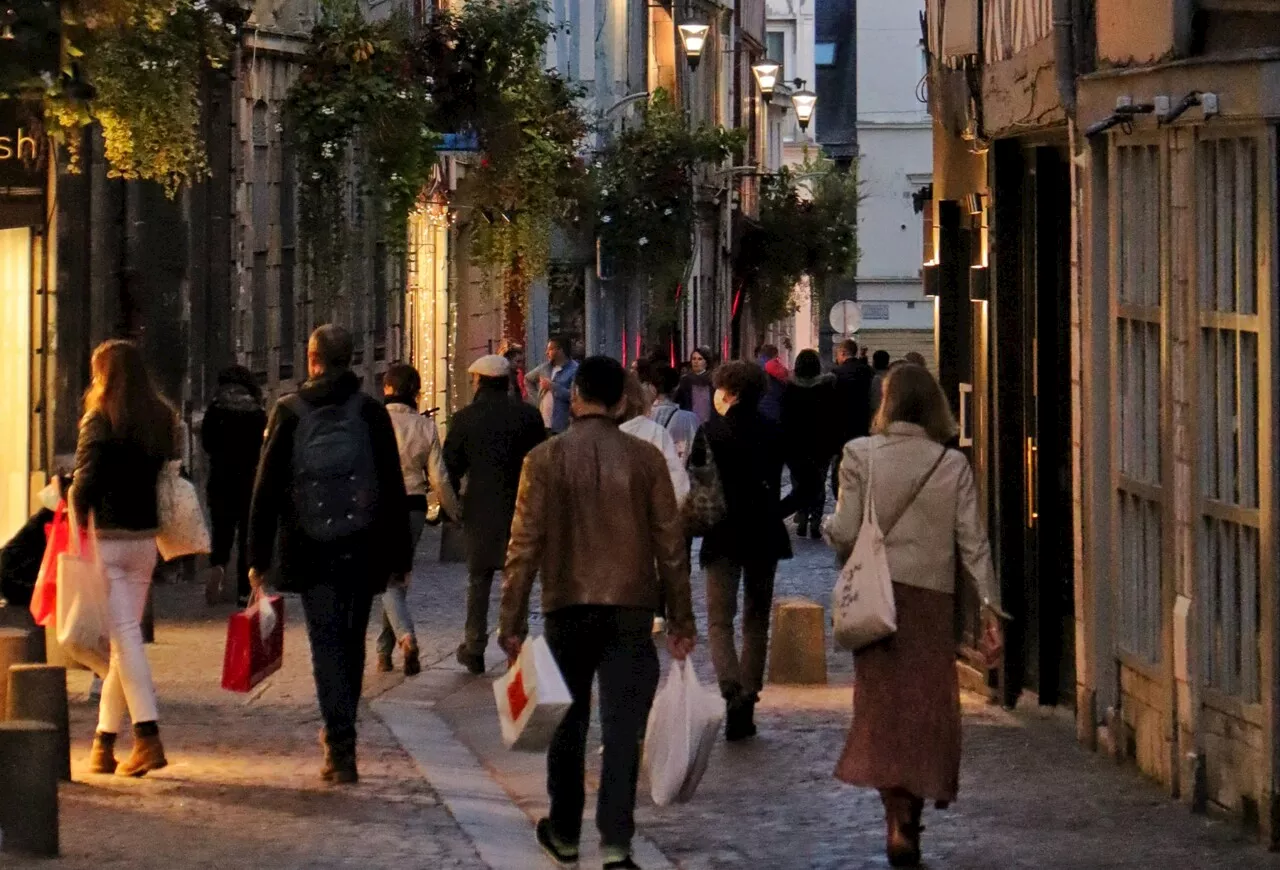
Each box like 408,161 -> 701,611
645,364 -> 700,464
248,324 -> 411,785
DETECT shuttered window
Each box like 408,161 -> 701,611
1196,135 -> 1265,701
1112,142 -> 1164,665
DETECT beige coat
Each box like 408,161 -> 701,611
824,422 -> 1000,610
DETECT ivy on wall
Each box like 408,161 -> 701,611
593,89 -> 742,332
736,152 -> 862,328
286,1 -> 440,302
43,0 -> 237,194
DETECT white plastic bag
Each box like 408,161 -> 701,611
643,660 -> 725,806
156,461 -> 212,561
56,506 -> 111,677
831,455 -> 897,651
493,636 -> 573,751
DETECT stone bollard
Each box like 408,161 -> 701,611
0,720 -> 59,857
7,664 -> 71,781
766,597 -> 828,686
0,628 -> 34,717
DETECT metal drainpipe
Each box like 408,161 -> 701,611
1052,0 -> 1076,115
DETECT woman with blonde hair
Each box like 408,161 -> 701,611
824,364 -> 1006,866
73,340 -> 179,777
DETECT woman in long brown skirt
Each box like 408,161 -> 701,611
824,364 -> 1007,867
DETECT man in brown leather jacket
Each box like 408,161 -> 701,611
499,355 -> 696,870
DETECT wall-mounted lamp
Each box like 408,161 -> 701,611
923,261 -> 940,298
969,265 -> 990,301
751,61 -> 781,97
791,83 -> 817,131
678,23 -> 711,72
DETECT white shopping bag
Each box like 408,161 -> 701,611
56,506 -> 111,677
643,659 -> 725,806
493,636 -> 573,751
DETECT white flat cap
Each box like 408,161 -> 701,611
469,354 -> 511,377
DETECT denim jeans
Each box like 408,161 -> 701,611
377,510 -> 426,656
301,580 -> 375,742
705,556 -> 778,699
97,539 -> 161,732
462,567 -> 497,656
544,606 -> 660,851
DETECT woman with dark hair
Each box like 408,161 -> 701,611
377,362 -> 454,676
201,365 -> 267,607
825,364 -> 1006,866
780,349 -> 837,539
693,360 -> 792,741
673,346 -> 716,425
74,339 -> 180,777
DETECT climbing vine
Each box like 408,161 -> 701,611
418,0 -> 587,298
41,0 -> 237,194
594,89 -> 742,330
736,152 -> 862,327
286,1 -> 440,302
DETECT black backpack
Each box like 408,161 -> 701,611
283,393 -> 379,543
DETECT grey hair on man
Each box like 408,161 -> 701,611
309,324 -> 355,373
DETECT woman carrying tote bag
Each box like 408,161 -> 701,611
823,364 -> 1006,867
71,340 -> 180,778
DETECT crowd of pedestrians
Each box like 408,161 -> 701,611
25,326 -> 1004,870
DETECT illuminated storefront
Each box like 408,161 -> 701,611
0,104 -> 49,544
406,195 -> 453,425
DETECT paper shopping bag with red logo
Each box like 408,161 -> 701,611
493,635 -> 572,751
221,593 -> 285,693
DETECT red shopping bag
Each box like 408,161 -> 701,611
30,501 -> 70,627
221,593 -> 285,693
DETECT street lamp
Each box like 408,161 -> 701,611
677,22 -> 711,71
790,82 -> 817,132
751,61 -> 780,97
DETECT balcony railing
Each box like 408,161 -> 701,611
983,0 -> 1053,64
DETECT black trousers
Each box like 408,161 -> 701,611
544,606 -> 660,850
463,567 -> 497,655
788,458 -> 828,527
300,580 -> 375,743
209,473 -> 253,601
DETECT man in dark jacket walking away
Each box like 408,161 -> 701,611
248,325 -> 411,784
201,365 -> 268,607
500,356 -> 695,870
830,339 -> 874,497
443,354 -> 545,675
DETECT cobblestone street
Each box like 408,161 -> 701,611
9,524 -> 1280,868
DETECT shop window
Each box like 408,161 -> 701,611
1196,135 -> 1264,702
1113,141 -> 1164,665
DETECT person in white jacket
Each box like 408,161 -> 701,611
379,363 -> 459,676
618,371 -> 689,502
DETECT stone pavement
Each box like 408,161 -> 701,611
9,524 -> 1280,868
392,525 -> 1280,870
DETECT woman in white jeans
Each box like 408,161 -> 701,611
72,340 -> 179,777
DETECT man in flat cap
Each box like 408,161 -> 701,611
443,354 -> 547,674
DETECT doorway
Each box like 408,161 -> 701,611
992,140 -> 1076,707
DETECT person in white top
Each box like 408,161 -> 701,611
618,371 -> 689,502
378,362 -> 458,676
645,364 -> 701,465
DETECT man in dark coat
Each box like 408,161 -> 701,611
830,338 -> 874,498
444,354 -> 546,674
248,324 -> 411,784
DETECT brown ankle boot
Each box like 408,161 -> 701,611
319,730 -> 358,785
401,637 -> 421,677
882,789 -> 923,867
90,731 -> 118,774
117,725 -> 168,777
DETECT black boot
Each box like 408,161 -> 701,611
320,729 -> 358,785
724,691 -> 758,742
